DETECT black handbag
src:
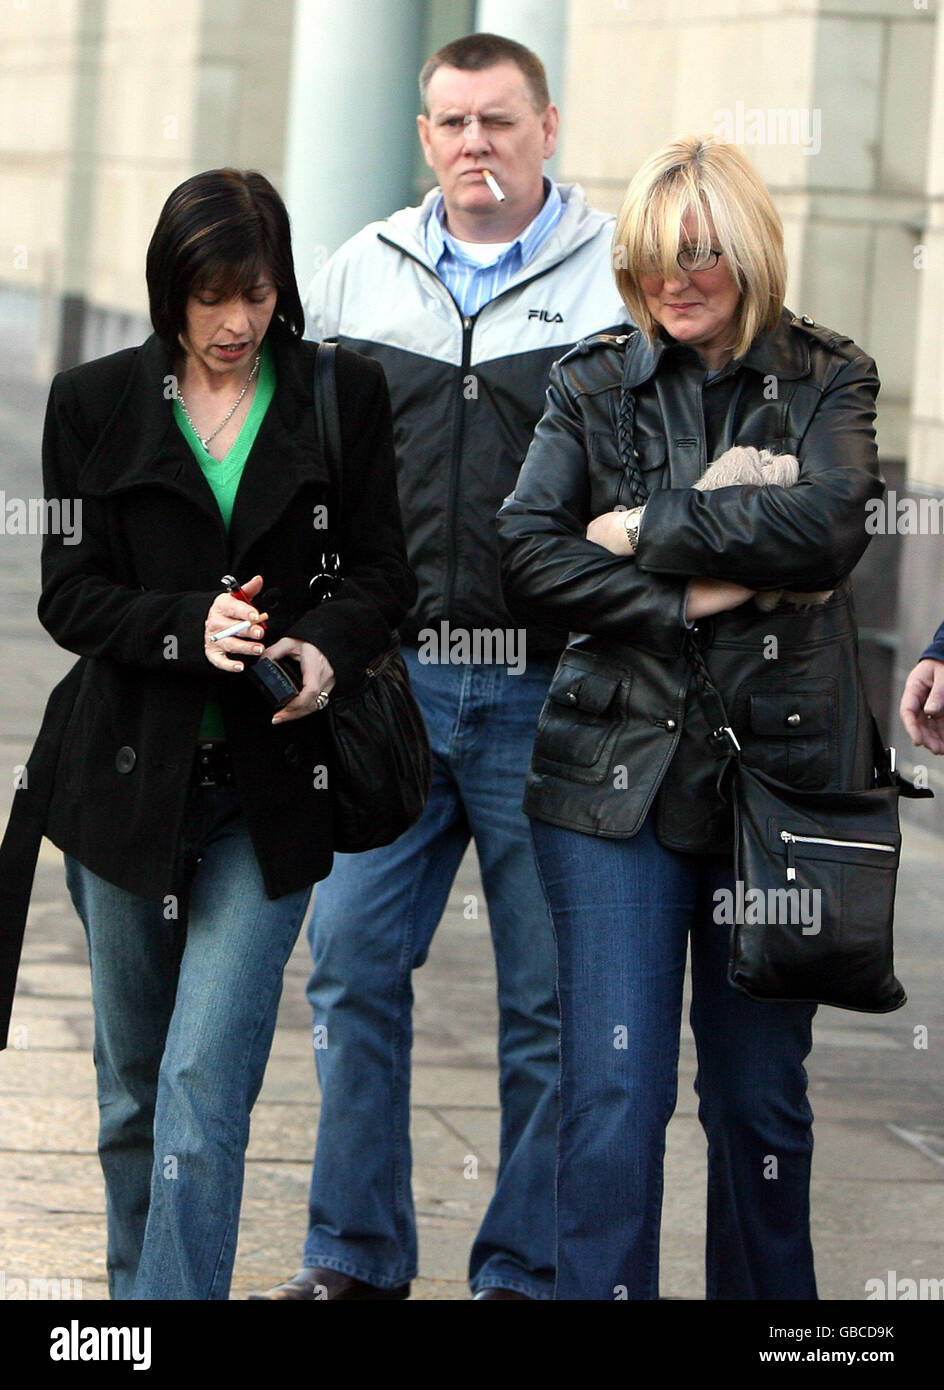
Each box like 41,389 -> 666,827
686,636 -> 931,1012
311,342 -> 431,852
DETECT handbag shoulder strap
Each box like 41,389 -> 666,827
313,340 -> 343,523
684,634 -> 742,764
685,631 -> 933,795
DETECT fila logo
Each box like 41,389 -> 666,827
528,308 -> 564,323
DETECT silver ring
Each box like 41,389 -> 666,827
314,691 -> 330,711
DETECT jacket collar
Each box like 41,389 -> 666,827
77,327 -> 328,566
378,181 -> 612,287
621,307 -> 812,391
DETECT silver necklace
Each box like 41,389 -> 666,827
177,352 -> 261,450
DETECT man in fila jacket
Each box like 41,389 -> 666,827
252,31 -> 628,1303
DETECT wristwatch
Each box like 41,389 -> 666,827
622,505 -> 645,554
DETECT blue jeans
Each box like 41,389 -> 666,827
303,647 -> 559,1297
531,813 -> 818,1301
65,785 -> 312,1300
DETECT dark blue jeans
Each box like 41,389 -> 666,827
531,812 -> 817,1301
303,648 -> 559,1297
66,785 -> 313,1300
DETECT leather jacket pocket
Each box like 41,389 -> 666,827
532,657 -> 630,784
629,435 -> 667,492
742,683 -> 836,789
588,432 -> 623,471
588,432 -> 665,513
633,435 -> 667,473
586,433 -> 666,474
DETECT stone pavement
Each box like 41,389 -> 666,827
3,827 -> 944,1303
1,364 -> 943,1303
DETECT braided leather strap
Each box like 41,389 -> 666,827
616,385 -> 649,509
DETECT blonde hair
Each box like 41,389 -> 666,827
613,136 -> 786,360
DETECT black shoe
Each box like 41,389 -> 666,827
248,1266 -> 410,1301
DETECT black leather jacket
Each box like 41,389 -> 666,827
497,310 -> 884,853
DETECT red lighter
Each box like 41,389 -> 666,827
220,574 -> 301,710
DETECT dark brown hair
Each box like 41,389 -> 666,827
418,32 -> 550,115
146,168 -> 304,349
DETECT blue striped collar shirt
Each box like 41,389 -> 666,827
425,179 -> 564,317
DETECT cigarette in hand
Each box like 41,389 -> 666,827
209,613 -> 268,643
481,168 -> 506,202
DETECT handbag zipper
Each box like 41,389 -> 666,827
779,829 -> 896,881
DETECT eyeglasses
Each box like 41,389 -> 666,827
676,247 -> 724,272
432,112 -> 522,137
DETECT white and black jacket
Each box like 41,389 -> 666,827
304,183 -> 629,659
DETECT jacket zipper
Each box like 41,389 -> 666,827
779,829 -> 896,881
441,264 -> 597,621
444,312 -> 475,615
376,233 -> 594,619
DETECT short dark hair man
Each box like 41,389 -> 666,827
252,32 -> 628,1302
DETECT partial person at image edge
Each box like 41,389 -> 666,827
900,620 -> 944,757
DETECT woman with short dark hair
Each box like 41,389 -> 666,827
6,168 -> 414,1299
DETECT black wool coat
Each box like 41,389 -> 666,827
0,325 -> 415,1045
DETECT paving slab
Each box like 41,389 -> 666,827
1,343 -> 942,1304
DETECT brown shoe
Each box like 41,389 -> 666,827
472,1288 -> 534,1300
248,1266 -> 410,1301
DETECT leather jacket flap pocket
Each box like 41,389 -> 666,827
749,690 -> 834,737
743,683 -> 836,789
588,432 -> 623,471
549,664 -> 623,716
534,660 -> 630,781
633,436 -> 667,472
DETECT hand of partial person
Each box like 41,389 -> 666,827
685,577 -> 756,622
899,658 -> 944,756
262,636 -> 336,724
204,573 -> 268,672
586,511 -> 635,555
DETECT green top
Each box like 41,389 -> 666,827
173,340 -> 277,739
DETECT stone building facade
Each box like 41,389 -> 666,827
1,0 -> 941,823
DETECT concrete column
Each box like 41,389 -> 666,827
907,11 -> 944,498
895,8 -> 944,831
559,0 -> 937,738
475,0 -> 566,111
56,0 -> 105,371
412,1 -> 476,198
475,0 -> 567,175
424,0 -> 476,58
283,0 -> 425,289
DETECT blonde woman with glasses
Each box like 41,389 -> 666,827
498,136 -> 884,1300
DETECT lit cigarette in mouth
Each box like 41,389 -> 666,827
481,168 -> 506,202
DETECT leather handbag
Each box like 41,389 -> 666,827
686,636 -> 931,1012
312,342 -> 431,852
